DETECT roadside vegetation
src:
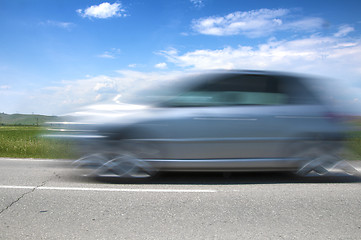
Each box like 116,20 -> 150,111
0,112 -> 64,125
0,126 -> 78,159
347,121 -> 361,160
348,133 -> 361,159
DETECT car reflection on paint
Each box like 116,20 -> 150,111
49,70 -> 358,178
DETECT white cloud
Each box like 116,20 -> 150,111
94,81 -> 117,92
0,85 -> 10,90
190,0 -> 204,8
191,8 -> 325,37
77,2 -> 126,19
98,48 -> 121,58
155,62 -> 167,69
334,25 -> 355,37
40,20 -> 74,30
17,71 -> 185,115
160,36 -> 361,75
98,53 -> 115,59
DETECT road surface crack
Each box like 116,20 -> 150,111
0,173 -> 56,215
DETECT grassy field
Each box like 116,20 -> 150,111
0,125 -> 360,160
347,130 -> 361,159
0,113 -> 65,125
0,126 -> 78,159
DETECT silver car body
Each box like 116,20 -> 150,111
56,71 -> 349,176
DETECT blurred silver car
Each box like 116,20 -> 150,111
60,71 -> 353,177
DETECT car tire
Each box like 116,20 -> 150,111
73,152 -> 157,178
289,142 -> 340,176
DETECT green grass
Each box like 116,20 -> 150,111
347,130 -> 361,160
0,126 -> 78,159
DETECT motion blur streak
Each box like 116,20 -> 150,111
45,70 -> 359,179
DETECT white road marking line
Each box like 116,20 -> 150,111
0,185 -> 217,193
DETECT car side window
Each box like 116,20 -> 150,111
165,74 -> 288,107
282,77 -> 322,104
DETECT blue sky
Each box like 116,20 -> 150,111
0,0 -> 361,115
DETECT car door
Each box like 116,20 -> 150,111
146,73 -> 292,160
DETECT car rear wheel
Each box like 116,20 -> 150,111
291,142 -> 359,176
295,146 -> 339,176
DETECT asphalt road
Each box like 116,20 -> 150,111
0,158 -> 360,240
